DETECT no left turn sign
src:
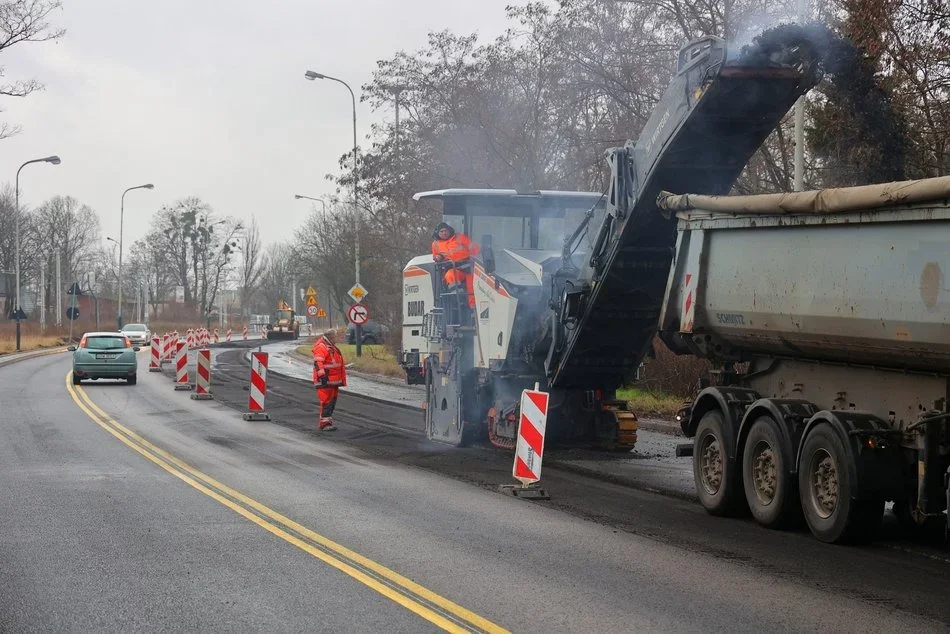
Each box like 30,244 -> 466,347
347,304 -> 369,325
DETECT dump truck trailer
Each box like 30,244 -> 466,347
657,177 -> 950,543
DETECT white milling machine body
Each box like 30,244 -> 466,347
401,29 -> 828,451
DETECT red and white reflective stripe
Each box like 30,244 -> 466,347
248,352 -> 268,412
195,349 -> 212,396
187,329 -> 195,349
213,328 -> 219,344
513,388 -> 549,485
149,336 -> 161,369
226,328 -> 232,342
681,273 -> 696,333
243,327 -> 248,341
175,341 -> 189,384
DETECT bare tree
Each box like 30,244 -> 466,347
239,216 -> 264,315
0,0 -> 66,139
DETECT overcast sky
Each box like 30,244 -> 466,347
0,0 -> 516,249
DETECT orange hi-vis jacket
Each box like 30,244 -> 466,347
312,336 -> 347,387
432,232 -> 479,263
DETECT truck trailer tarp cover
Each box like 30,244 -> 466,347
657,175 -> 950,216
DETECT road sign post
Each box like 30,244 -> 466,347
347,284 -> 368,357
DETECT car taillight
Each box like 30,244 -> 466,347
125,337 -> 132,348
79,337 -> 87,348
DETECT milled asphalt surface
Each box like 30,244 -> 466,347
1,347 -> 948,631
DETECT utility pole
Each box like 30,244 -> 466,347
55,252 -> 62,327
793,0 -> 808,191
40,260 -> 46,333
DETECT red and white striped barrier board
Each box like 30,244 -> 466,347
174,341 -> 192,390
213,328 -> 219,344
202,329 -> 209,346
242,326 -> 248,341
513,387 -> 549,486
242,352 -> 270,421
149,336 -> 162,372
187,329 -> 195,349
191,348 -> 213,400
226,328 -> 232,343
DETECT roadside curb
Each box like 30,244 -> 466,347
242,348 -> 424,414
0,346 -> 68,369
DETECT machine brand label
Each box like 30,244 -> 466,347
716,312 -> 746,326
404,284 -> 419,296
407,300 -> 425,317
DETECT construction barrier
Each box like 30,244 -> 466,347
191,349 -> 213,400
213,328 -> 219,344
174,341 -> 193,390
226,328 -> 232,343
242,351 -> 270,421
513,387 -> 549,484
242,326 -> 248,341
187,329 -> 195,349
149,336 -> 162,372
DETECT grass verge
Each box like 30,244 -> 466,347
296,343 -> 404,379
616,387 -> 685,417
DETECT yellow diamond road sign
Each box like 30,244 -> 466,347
348,283 -> 368,303
305,286 -> 317,297
306,296 -> 317,307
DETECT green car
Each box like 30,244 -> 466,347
69,331 -> 141,385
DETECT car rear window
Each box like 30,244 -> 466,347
84,336 -> 128,350
124,324 -> 146,331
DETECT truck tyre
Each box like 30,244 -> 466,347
694,410 -> 741,516
798,424 -> 883,543
742,416 -> 797,529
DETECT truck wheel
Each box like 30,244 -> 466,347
742,416 -> 797,529
798,424 -> 883,543
694,410 -> 741,516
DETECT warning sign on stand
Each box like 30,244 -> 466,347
513,387 -> 549,486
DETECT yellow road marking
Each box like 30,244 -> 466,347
65,372 -> 507,634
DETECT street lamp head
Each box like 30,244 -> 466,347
45,155 -> 61,165
304,70 -> 325,81
294,194 -> 304,199
143,183 -> 154,189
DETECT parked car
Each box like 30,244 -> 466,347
70,332 -> 140,385
120,323 -> 151,346
346,320 -> 390,345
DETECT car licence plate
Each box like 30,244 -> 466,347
96,353 -> 118,359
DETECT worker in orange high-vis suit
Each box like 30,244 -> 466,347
431,222 -> 479,307
312,330 -> 348,431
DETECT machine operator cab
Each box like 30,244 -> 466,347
399,188 -> 604,384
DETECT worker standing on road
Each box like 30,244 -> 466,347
312,329 -> 347,431
431,222 -> 479,308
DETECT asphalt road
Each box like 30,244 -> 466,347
1,348 -> 948,632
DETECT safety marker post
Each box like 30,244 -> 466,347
242,352 -> 270,421
187,329 -> 195,349
190,348 -> 213,400
499,382 -> 550,500
242,326 -> 248,341
149,336 -> 162,372
213,328 -> 219,344
226,328 -> 232,343
174,341 -> 193,391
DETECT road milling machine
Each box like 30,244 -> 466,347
401,31 -> 827,451
266,300 -> 300,340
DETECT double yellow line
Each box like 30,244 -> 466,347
66,372 -> 507,634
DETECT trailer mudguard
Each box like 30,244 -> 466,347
798,411 -> 903,500
685,386 -> 759,461
736,398 -> 820,476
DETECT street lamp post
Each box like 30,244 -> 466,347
117,184 -> 154,330
14,155 -> 61,352
304,69 -> 362,357
294,194 -> 327,213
